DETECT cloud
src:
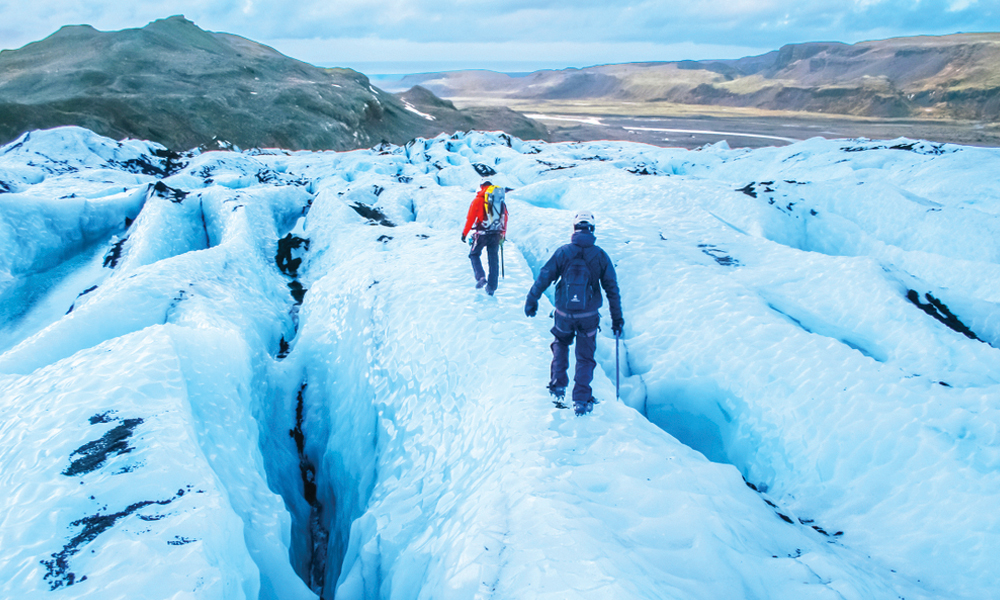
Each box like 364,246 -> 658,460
947,0 -> 978,10
267,36 -> 772,73
1,0 -> 995,67
318,1 -> 982,47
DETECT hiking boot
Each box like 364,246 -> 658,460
475,278 -> 487,289
574,398 -> 594,416
485,286 -> 496,296
547,384 -> 567,409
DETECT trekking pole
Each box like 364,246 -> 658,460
615,331 -> 620,400
501,243 -> 505,279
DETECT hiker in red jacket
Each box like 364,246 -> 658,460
461,181 -> 508,295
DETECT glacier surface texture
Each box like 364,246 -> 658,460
1,127 -> 998,600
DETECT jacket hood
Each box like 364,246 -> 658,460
571,230 -> 596,247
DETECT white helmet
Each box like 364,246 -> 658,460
573,212 -> 595,231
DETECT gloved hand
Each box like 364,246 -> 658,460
612,317 -> 625,337
524,298 -> 538,318
460,235 -> 466,243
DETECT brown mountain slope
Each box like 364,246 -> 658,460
395,86 -> 546,141
391,33 -> 1000,120
0,16 -> 547,150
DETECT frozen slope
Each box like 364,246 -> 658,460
0,129 -> 315,600
288,184 -> 926,600
1,127 -> 998,599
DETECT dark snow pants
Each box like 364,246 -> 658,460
469,231 -> 502,294
550,310 -> 600,405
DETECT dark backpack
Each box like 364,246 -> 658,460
481,186 -> 506,232
562,247 -> 594,312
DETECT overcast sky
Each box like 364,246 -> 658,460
1,0 -> 996,74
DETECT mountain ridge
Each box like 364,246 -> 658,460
389,33 -> 1000,120
0,16 -> 547,151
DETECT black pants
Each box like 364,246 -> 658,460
550,311 -> 600,404
469,231 -> 502,293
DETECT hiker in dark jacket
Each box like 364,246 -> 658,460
524,212 -> 624,416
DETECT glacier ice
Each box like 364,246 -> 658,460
2,126 -> 999,599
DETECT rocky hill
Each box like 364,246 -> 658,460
391,33 -> 1000,120
0,16 -> 547,151
396,85 -> 546,141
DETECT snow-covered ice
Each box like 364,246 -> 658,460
1,126 -> 998,600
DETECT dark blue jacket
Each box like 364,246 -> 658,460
527,231 -> 622,321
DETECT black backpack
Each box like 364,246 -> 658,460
562,247 -> 594,312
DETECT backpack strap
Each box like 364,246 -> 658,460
575,245 -> 599,283
482,185 -> 493,214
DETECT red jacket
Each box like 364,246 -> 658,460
462,185 -> 508,238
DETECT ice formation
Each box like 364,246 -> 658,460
1,127 -> 998,599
